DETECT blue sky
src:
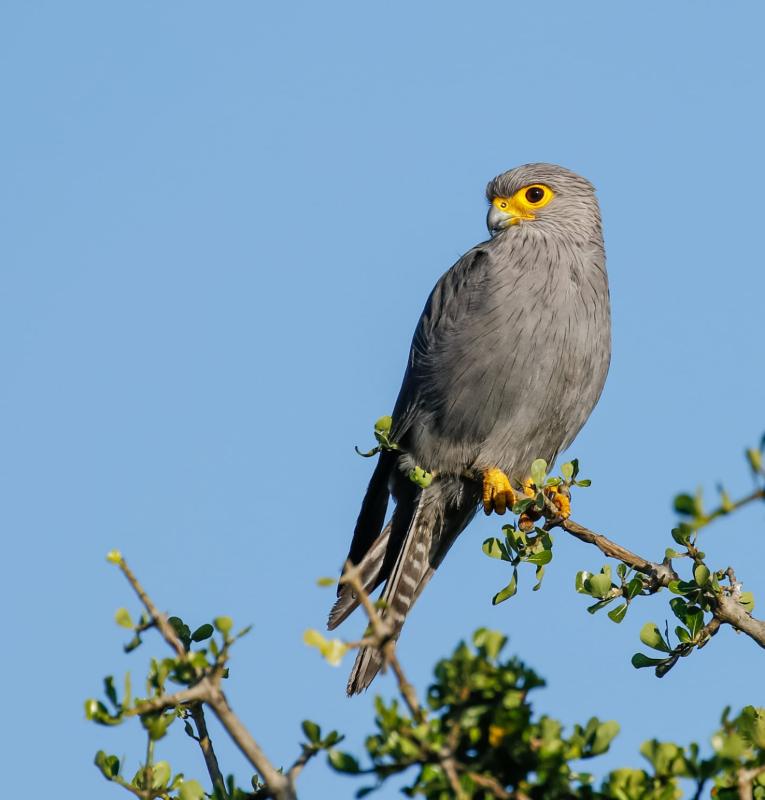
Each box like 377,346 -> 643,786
2,1 -> 765,797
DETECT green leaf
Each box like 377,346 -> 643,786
532,564 -> 545,591
374,415 -> 392,434
586,573 -> 613,599
141,711 -> 175,741
104,676 -> 118,708
322,639 -> 349,666
328,750 -> 361,774
482,538 -> 510,561
664,548 -> 684,559
739,706 -> 765,749
671,526 -> 692,546
561,462 -> 574,481
668,579 -> 695,595
316,577 -> 336,587
746,447 -> 763,474
608,604 -> 628,624
675,626 -> 692,644
530,458 -> 547,488
525,548 -> 552,566
94,751 -> 120,780
302,720 -> 321,744
669,597 -> 688,623
693,564 -> 710,586
322,730 -> 342,748
512,497 -> 536,514
712,730 -> 748,759
178,779 -> 206,800
304,629 -> 327,649
574,479 -> 591,487
114,607 -> 134,629
408,466 -> 433,488
575,571 -> 592,594
625,578 -> 644,600
639,623 -> 671,652
631,653 -> 666,669
740,592 -> 755,612
213,616 -> 233,635
150,761 -> 171,789
191,623 -> 214,642
673,493 -> 698,516
84,699 -> 121,726
591,720 -> 620,755
685,606 -> 704,639
473,628 -> 507,660
492,572 -> 518,605
587,598 -> 615,614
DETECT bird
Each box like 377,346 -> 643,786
328,163 -> 611,695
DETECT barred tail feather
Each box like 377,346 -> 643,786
346,490 -> 437,695
343,477 -> 480,695
327,520 -> 392,630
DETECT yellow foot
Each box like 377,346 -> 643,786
546,485 -> 571,519
482,468 -> 516,515
518,480 -> 571,530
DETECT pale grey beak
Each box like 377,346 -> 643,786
487,205 -> 512,236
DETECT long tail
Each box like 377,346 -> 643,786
328,454 -> 416,631
345,478 -> 479,695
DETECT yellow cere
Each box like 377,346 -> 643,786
492,183 -> 555,223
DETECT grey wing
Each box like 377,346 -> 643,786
390,245 -> 495,459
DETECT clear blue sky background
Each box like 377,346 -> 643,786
2,2 -> 765,798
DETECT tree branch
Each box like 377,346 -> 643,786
115,555 -> 297,800
130,684 -> 208,716
341,562 -> 424,723
189,704 -> 229,800
549,514 -> 765,648
205,684 -> 296,800
737,763 -> 765,800
116,555 -> 186,659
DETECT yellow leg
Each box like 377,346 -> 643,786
482,468 -> 516,516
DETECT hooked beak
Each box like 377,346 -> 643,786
487,204 -> 514,236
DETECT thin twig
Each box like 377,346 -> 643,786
190,704 -> 229,800
116,556 -> 186,659
440,754 -> 467,799
130,684 -> 208,716
465,771 -> 512,799
287,745 -> 321,784
700,488 -> 765,529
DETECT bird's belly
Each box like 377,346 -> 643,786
409,304 -> 610,481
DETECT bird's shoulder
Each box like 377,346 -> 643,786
417,243 -> 497,336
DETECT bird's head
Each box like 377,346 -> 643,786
486,163 -> 601,241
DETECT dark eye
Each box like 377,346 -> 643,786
525,186 -> 545,203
